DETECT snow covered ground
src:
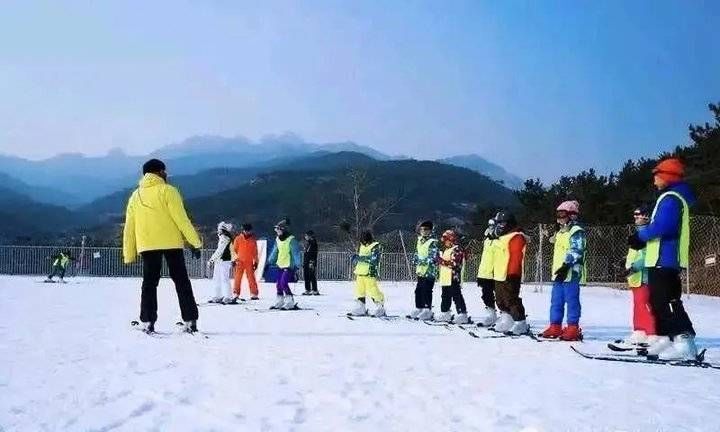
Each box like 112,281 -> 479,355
2,276 -> 719,432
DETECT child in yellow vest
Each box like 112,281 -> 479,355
436,230 -> 468,324
409,220 -> 440,320
476,218 -> 498,326
349,231 -> 386,317
267,219 -> 302,310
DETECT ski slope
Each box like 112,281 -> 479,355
1,276 -> 719,432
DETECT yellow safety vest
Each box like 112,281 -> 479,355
438,246 -> 458,286
476,238 -> 495,279
354,242 -> 380,276
276,235 -> 294,269
645,191 -> 690,269
492,232 -> 525,282
552,225 -> 585,282
625,247 -> 644,288
416,237 -> 436,276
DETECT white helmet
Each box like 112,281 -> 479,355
217,221 -> 233,232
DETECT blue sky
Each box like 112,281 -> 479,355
0,0 -> 718,181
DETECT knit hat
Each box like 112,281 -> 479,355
241,223 -> 253,231
419,220 -> 434,230
653,158 -> 685,184
142,158 -> 166,174
274,218 -> 290,231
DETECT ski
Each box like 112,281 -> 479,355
130,320 -> 170,338
174,321 -> 210,339
345,313 -> 400,321
255,306 -> 314,313
570,346 -> 719,369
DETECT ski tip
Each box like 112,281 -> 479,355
697,348 -> 707,362
130,320 -> 139,326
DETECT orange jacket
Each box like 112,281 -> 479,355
233,233 -> 259,264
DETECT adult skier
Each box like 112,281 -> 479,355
610,205 -> 657,350
349,230 -> 386,317
208,221 -> 236,304
233,223 -> 260,300
436,229 -> 469,324
123,158 -> 202,334
302,230 -> 320,295
267,219 -> 302,310
490,211 -> 529,335
476,218 -> 498,326
409,220 -> 439,320
628,158 -> 698,360
540,200 -> 586,341
45,250 -> 74,283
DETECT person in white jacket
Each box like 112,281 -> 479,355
208,221 -> 236,304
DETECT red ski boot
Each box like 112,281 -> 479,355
560,324 -> 583,341
541,323 -> 563,339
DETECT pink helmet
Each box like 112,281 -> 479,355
556,200 -> 580,214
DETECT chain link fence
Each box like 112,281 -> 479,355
1,217 -> 718,295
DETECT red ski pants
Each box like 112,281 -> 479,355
632,284 -> 656,335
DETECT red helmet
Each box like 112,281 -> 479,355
441,229 -> 457,243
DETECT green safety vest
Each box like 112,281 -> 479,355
415,237 -> 436,276
438,246 -> 456,286
476,238 -> 495,279
645,191 -> 690,269
625,247 -> 644,288
276,235 -> 294,269
492,232 -> 525,282
354,242 -> 380,276
552,225 -> 585,282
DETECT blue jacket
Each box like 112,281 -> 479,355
268,235 -> 302,269
638,182 -> 695,269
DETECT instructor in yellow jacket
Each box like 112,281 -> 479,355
123,159 -> 203,334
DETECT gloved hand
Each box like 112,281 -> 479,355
628,232 -> 646,250
621,267 -> 635,278
308,261 -> 316,271
206,260 -> 212,268
351,254 -> 360,263
476,277 -> 482,287
554,263 -> 571,282
189,247 -> 201,259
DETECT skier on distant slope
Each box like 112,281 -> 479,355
267,218 -> 302,310
476,218 -> 498,326
408,220 -> 439,320
207,221 -> 236,304
123,158 -> 202,334
45,250 -> 74,283
490,211 -> 529,335
628,158 -> 698,360
436,229 -> 469,324
349,230 -> 386,317
302,230 -> 320,295
233,223 -> 260,300
540,200 -> 586,341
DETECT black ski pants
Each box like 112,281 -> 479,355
414,276 -> 435,309
303,262 -> 318,293
648,267 -> 695,337
477,277 -> 495,309
48,264 -> 66,280
495,277 -> 526,321
441,282 -> 467,314
140,249 -> 198,323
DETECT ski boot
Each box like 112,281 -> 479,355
311,290 -> 320,296
417,308 -> 434,321
250,295 -> 260,301
222,296 -> 239,305
559,324 -> 583,341
408,308 -> 422,319
540,323 -> 563,339
270,295 -> 285,309
182,320 -> 198,334
642,335 -> 671,357
302,290 -> 313,296
435,311 -> 452,323
658,333 -> 698,361
492,312 -> 514,333
281,295 -> 297,310
452,313 -> 470,325
609,330 -> 648,350
372,302 -> 386,318
349,299 -> 368,316
478,307 -> 497,327
141,321 -> 156,334
508,320 -> 529,336
208,296 -> 224,304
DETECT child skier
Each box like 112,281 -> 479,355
233,223 -> 260,300
541,200 -> 586,341
477,218 -> 497,326
208,221 -> 236,304
490,211 -> 529,335
611,205 -> 657,350
436,229 -> 469,324
349,230 -> 386,317
302,230 -> 320,295
267,219 -> 302,310
409,220 -> 439,320
45,250 -> 73,283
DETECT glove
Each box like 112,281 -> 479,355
308,261 -> 316,271
351,254 -> 360,263
628,232 -> 646,250
621,267 -> 635,278
206,260 -> 212,268
252,262 -> 258,270
554,263 -> 571,282
189,247 -> 201,259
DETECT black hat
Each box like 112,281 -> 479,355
241,223 -> 253,231
360,230 -> 374,244
274,218 -> 290,231
143,159 -> 166,174
419,220 -> 433,230
305,230 -> 315,236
